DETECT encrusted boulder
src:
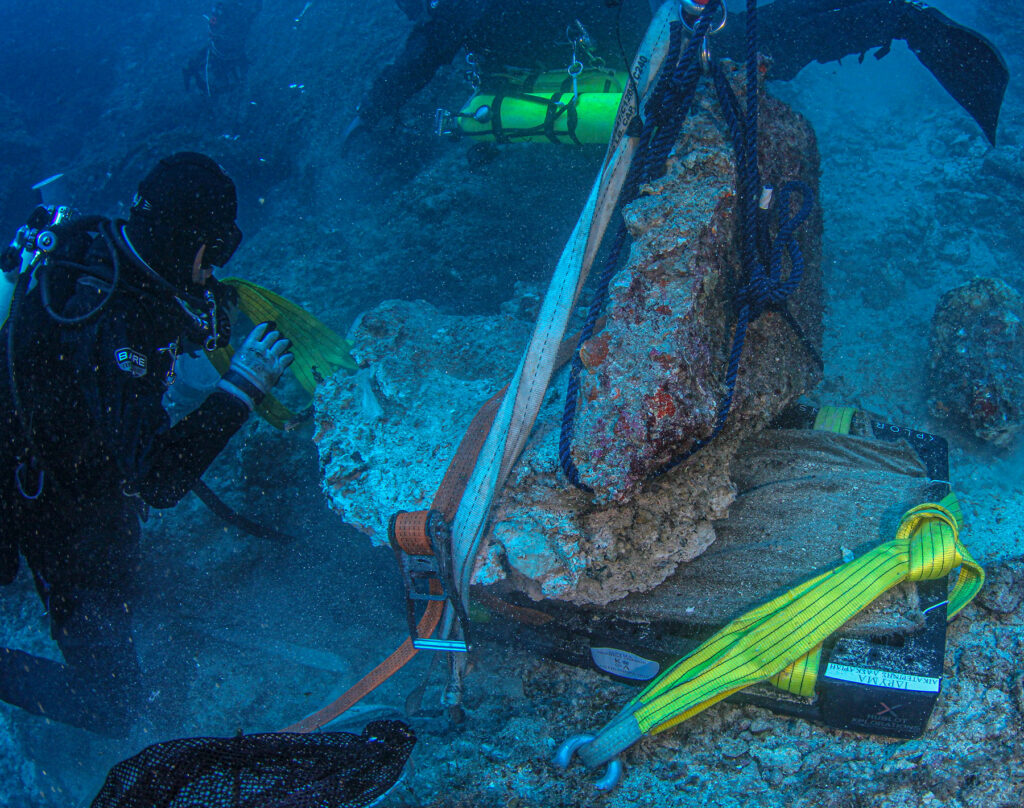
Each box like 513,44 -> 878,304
314,298 -> 534,534
315,73 -> 823,605
927,276 -> 1024,447
568,87 -> 823,501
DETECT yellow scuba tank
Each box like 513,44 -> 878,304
454,91 -> 622,145
441,68 -> 627,145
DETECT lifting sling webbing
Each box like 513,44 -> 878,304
576,494 -> 984,769
209,278 -> 357,429
447,0 -> 680,633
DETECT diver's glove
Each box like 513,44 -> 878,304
217,322 -> 294,410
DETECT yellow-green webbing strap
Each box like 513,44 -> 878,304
761,405 -> 856,693
221,277 -> 358,393
578,494 -> 984,769
209,278 -> 358,429
813,405 -> 856,434
768,643 -> 821,698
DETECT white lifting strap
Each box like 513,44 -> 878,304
446,2 -> 683,620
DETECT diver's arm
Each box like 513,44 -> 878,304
137,391 -> 250,508
356,9 -> 470,125
69,291 -> 250,509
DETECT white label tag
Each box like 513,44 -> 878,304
590,647 -> 660,681
824,662 -> 941,693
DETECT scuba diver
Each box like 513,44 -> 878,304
343,0 -> 1008,147
343,0 -> 634,143
0,152 -> 293,737
184,0 -> 263,96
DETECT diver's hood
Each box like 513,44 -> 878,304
124,152 -> 242,297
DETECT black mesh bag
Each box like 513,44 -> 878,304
90,719 -> 415,808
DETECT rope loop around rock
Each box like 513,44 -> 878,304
558,1 -> 724,491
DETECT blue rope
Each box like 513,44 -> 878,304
654,178 -> 813,477
560,0 -> 816,488
655,0 -> 814,477
559,2 -> 724,490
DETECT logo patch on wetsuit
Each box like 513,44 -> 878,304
115,347 -> 148,377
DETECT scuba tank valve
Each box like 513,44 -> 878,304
1,205 -> 75,328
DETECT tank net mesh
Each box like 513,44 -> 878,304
90,719 -> 415,808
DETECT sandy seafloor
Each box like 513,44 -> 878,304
1,6 -> 1023,808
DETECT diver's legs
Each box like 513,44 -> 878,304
714,0 -> 1007,143
0,585 -> 142,738
0,492 -> 143,737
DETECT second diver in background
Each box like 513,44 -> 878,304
344,0 -> 1008,147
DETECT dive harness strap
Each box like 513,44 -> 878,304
576,493 -> 984,769
192,478 -> 296,543
458,92 -> 584,145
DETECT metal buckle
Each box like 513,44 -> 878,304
434,108 -> 455,137
398,552 -> 448,603
413,638 -> 469,652
679,0 -> 728,35
553,735 -> 624,792
389,510 -> 470,652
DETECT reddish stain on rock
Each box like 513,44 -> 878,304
646,388 -> 677,420
649,349 -> 677,371
579,332 -> 611,370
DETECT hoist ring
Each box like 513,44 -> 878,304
679,0 -> 710,17
679,0 -> 728,35
567,60 -> 584,78
552,734 -> 624,792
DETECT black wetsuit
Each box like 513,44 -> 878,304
358,0 -> 1006,143
0,226 -> 248,737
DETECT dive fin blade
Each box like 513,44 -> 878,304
905,7 -> 1008,145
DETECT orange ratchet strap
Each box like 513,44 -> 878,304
282,321 -> 600,733
282,386 -> 506,733
389,509 -> 471,653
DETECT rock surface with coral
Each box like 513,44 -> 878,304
314,76 -> 823,605
569,86 -> 823,502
